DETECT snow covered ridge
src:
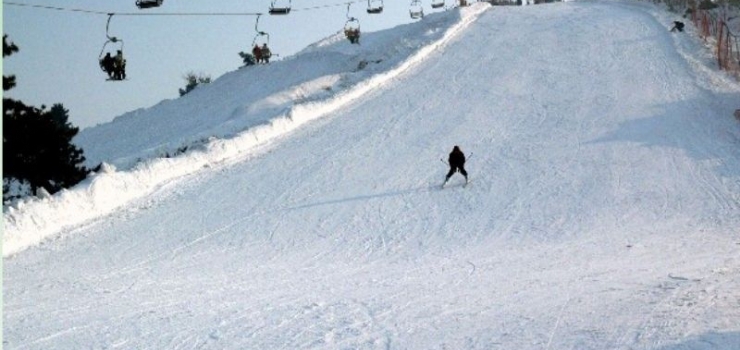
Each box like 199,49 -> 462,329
2,4 -> 491,258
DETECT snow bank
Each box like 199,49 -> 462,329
2,3 -> 491,257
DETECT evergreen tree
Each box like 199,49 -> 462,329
4,35 -> 19,91
179,72 -> 212,97
239,51 -> 256,67
3,36 -> 89,200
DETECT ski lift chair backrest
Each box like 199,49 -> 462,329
136,0 -> 163,9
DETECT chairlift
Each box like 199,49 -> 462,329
410,0 -> 424,19
251,15 -> 270,47
367,0 -> 383,14
269,0 -> 291,15
431,0 -> 445,9
98,14 -> 127,81
249,15 -> 273,64
344,4 -> 361,44
135,0 -> 163,9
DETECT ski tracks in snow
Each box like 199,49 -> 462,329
5,2 -> 740,349
612,267 -> 739,349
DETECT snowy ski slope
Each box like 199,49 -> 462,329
4,1 -> 740,349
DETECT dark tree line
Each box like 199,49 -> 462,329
3,35 -> 89,201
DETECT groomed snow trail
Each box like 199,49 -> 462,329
2,3 -> 487,257
4,1 -> 740,349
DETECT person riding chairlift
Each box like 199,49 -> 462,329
113,50 -> 126,80
252,44 -> 262,64
101,52 -> 115,79
260,43 -> 271,64
345,28 -> 360,44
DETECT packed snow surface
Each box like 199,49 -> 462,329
4,1 -> 740,349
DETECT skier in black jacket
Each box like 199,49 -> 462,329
670,21 -> 684,32
443,145 -> 468,186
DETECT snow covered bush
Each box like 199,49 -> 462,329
179,72 -> 212,97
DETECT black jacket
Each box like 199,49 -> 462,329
449,147 -> 465,168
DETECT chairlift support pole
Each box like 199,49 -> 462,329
254,13 -> 265,36
252,14 -> 270,46
99,13 -> 124,60
345,3 -> 358,23
105,13 -> 120,43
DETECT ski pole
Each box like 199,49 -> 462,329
441,152 -> 472,165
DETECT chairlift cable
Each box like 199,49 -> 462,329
115,12 -> 264,16
4,0 -> 368,16
4,1 -> 110,15
4,2 -> 262,16
291,0 -> 365,12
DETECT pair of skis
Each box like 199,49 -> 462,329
441,177 -> 470,189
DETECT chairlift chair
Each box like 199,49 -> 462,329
344,4 -> 361,44
431,0 -> 445,9
249,38 -> 273,64
269,0 -> 291,15
98,39 -> 124,74
136,0 -> 163,9
344,19 -> 361,44
409,0 -> 424,19
252,32 -> 272,62
98,14 -> 127,81
367,0 -> 384,14
250,15 -> 273,64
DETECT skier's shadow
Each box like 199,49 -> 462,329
283,185 -> 438,211
652,332 -> 740,350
